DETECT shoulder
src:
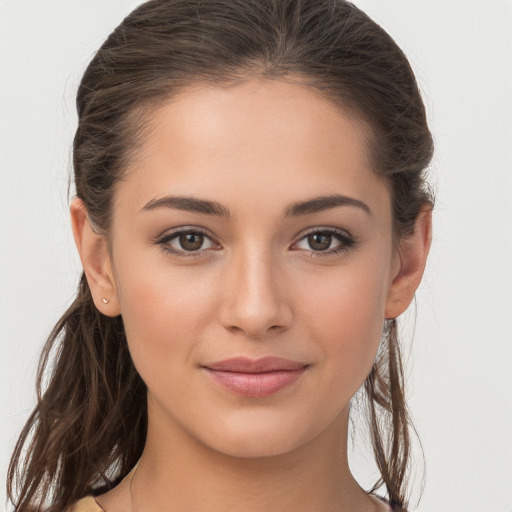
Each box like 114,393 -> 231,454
369,493 -> 406,512
67,496 -> 105,512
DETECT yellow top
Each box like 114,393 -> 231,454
70,496 -> 104,512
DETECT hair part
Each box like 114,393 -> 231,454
8,1 -> 433,511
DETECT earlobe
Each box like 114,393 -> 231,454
70,197 -> 121,317
385,206 -> 432,319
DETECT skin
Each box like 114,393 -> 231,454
71,78 -> 431,512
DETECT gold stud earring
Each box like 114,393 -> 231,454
102,297 -> 109,304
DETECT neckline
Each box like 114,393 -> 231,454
93,496 -> 107,512
91,493 -> 392,512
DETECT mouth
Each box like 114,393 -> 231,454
202,357 -> 309,398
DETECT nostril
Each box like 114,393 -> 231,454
218,274 -> 293,338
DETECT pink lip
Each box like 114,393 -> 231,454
203,357 -> 308,398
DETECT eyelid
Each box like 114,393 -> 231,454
156,225 -> 217,242
293,225 -> 353,241
155,226 -> 221,257
155,225 -> 356,258
291,226 -> 356,256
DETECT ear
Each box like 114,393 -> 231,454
385,206 -> 432,319
70,197 -> 121,317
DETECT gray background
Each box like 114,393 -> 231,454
1,1 -> 511,511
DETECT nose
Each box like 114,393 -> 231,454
218,248 -> 293,339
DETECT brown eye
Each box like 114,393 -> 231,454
158,229 -> 217,257
179,233 -> 204,251
307,233 -> 332,251
293,228 -> 355,257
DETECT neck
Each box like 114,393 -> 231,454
131,400 -> 373,512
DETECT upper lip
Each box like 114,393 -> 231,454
204,357 -> 308,373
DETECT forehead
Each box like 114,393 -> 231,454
114,78 -> 390,223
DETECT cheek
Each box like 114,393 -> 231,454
112,254 -> 214,379
299,261 -> 389,385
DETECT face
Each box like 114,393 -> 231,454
106,79 -> 400,457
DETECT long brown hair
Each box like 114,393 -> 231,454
7,1 -> 433,511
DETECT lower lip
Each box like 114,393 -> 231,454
204,367 -> 307,397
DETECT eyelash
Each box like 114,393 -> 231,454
294,227 -> 356,258
157,228 -> 218,258
156,227 -> 356,259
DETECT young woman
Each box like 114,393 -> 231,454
7,1 -> 433,511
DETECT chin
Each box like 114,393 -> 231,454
193,410 -> 336,460
206,431 -> 304,459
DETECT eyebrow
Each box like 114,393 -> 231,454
284,194 -> 372,217
141,193 -> 372,217
142,195 -> 230,216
